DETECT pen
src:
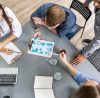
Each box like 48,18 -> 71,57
11,50 -> 21,53
52,53 -> 59,56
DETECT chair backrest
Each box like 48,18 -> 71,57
70,0 -> 92,21
70,0 -> 92,38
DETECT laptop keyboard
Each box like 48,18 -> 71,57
0,68 -> 18,85
0,74 -> 17,85
87,49 -> 100,72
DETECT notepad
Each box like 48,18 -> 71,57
0,42 -> 22,65
34,76 -> 55,98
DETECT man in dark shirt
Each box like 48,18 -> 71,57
71,0 -> 100,65
31,3 -> 77,39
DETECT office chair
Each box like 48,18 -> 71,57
70,0 -> 92,38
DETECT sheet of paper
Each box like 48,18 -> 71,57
28,39 -> 54,58
34,76 -> 53,89
0,42 -> 22,65
34,89 -> 55,98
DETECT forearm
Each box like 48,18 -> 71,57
63,61 -> 78,77
2,34 -> 17,46
0,48 -> 6,52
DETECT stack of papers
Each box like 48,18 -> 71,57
34,76 -> 55,98
0,42 -> 22,65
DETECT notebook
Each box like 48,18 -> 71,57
34,76 -> 55,98
0,42 -> 22,65
28,38 -> 55,58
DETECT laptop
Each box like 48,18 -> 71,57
0,68 -> 18,85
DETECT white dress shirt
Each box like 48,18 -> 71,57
0,7 -> 22,39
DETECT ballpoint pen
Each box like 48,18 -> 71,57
11,50 -> 22,53
52,53 -> 59,56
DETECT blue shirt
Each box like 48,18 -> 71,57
73,71 -> 100,85
31,3 -> 77,37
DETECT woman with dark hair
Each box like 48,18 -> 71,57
59,50 -> 100,98
0,4 -> 22,55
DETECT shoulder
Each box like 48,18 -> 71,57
63,7 -> 76,18
4,7 -> 14,22
4,6 -> 13,14
60,8 -> 76,28
73,71 -> 88,85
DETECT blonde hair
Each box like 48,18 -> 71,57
45,4 -> 66,27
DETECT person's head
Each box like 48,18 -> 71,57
70,80 -> 100,98
45,4 -> 66,29
3,96 -> 10,98
0,4 -> 12,32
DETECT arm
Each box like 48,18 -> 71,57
59,51 -> 88,85
71,9 -> 100,65
31,5 -> 44,19
82,12 -> 100,57
57,8 -> 77,37
0,48 -> 13,55
0,34 -> 16,48
0,7 -> 22,48
59,51 -> 78,77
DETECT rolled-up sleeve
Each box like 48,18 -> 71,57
73,71 -> 88,85
5,7 -> 22,38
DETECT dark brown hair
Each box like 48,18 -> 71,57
0,4 -> 12,33
45,4 -> 66,27
70,85 -> 100,98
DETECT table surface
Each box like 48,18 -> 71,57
0,21 -> 99,98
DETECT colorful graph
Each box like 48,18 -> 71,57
28,38 -> 54,57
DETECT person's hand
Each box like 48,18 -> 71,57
32,17 -> 45,25
0,42 -> 5,49
59,50 -> 68,64
33,29 -> 42,39
83,2 -> 89,8
2,48 -> 13,55
71,54 -> 85,65
94,0 -> 100,8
